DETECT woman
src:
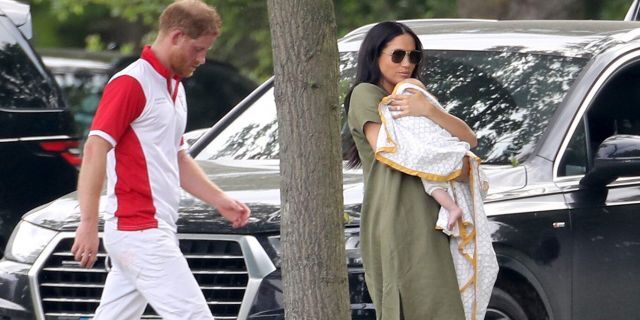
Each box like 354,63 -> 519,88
345,21 -> 477,320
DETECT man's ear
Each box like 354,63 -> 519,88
168,29 -> 185,46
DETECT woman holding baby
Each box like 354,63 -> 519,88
345,21 -> 477,319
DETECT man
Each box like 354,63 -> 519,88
71,1 -> 250,319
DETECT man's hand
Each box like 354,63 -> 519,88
177,150 -> 251,228
71,221 -> 99,268
214,194 -> 251,228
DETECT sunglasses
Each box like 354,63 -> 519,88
385,49 -> 422,64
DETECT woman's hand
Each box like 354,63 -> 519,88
386,89 -> 437,119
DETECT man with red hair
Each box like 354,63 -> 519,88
71,1 -> 250,319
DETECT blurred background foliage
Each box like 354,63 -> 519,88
28,0 -> 633,82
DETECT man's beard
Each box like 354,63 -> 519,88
170,52 -> 195,78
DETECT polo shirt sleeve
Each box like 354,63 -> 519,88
89,75 -> 146,146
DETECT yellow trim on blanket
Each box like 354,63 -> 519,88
453,152 -> 483,320
375,153 -> 462,181
470,154 -> 481,320
378,96 -> 399,153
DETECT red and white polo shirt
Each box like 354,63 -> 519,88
89,46 -> 187,232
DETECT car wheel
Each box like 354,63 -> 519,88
485,287 -> 528,320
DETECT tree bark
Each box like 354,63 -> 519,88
266,1 -> 350,319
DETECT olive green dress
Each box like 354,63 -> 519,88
348,83 -> 465,320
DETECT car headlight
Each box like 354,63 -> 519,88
4,221 -> 58,264
267,227 -> 362,268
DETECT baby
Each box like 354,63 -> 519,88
375,78 -> 470,234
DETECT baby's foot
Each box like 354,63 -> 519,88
447,206 -> 462,231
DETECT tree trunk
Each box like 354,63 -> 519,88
266,1 -> 350,320
457,0 -> 585,19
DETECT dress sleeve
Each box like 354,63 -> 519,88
89,75 -> 146,146
348,83 -> 386,136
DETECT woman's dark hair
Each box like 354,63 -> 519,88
343,21 -> 423,168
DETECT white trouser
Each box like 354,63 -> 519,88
94,226 -> 214,320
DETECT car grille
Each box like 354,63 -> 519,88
36,235 -> 250,320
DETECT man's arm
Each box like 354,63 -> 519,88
178,150 -> 250,228
72,136 -> 112,268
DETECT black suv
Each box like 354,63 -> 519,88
0,1 -> 79,256
2,19 -> 640,320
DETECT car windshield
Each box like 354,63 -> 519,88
196,49 -> 588,165
0,19 -> 63,110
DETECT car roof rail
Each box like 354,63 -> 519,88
341,18 -> 497,40
0,0 -> 32,39
626,0 -> 640,21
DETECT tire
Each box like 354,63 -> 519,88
485,287 -> 528,320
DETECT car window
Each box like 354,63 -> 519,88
196,52 -> 358,161
0,18 -> 63,110
197,50 -> 588,164
421,50 -> 587,165
559,59 -> 640,176
559,119 -> 589,176
197,87 -> 279,160
48,65 -> 109,138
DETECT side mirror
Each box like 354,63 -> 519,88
580,135 -> 640,188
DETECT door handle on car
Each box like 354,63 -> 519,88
552,222 -> 566,228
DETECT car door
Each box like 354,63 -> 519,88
557,55 -> 640,319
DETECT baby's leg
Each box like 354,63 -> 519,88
430,188 -> 462,231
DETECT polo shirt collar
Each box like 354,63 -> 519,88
141,45 -> 181,81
